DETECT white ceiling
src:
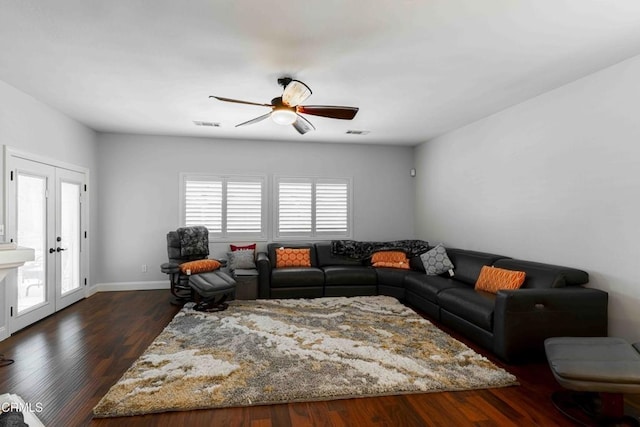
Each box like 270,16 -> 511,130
2,1 -> 640,146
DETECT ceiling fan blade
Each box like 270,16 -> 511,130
292,114 -> 315,135
210,96 -> 272,108
297,105 -> 359,120
236,112 -> 272,127
282,80 -> 312,107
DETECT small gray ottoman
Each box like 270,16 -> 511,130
545,337 -> 640,426
188,270 -> 236,311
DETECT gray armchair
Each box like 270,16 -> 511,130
160,226 -> 236,311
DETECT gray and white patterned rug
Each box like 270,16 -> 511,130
93,295 -> 517,418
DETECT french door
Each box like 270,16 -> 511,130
6,154 -> 88,334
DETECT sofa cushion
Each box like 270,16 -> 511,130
268,243 -> 318,267
180,259 -> 221,274
404,273 -> 469,303
371,251 -> 408,263
275,248 -> 312,268
373,261 -> 410,269
230,243 -> 257,252
475,265 -> 526,293
493,258 -> 588,289
270,267 -> 325,288
438,288 -> 497,332
445,249 -> 509,286
372,250 -> 410,269
420,244 -> 454,275
227,250 -> 257,270
323,266 -> 377,286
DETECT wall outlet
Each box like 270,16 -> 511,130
141,264 -> 148,273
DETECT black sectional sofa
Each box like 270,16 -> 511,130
257,241 -> 608,362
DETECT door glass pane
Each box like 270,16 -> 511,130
60,182 -> 81,294
17,174 -> 47,313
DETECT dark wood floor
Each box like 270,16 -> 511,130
0,291 -> 637,427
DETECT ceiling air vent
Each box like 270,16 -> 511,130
346,130 -> 370,135
193,121 -> 220,127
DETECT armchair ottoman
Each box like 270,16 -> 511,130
545,337 -> 640,426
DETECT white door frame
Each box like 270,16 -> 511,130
2,146 -> 90,338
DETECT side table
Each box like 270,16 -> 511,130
233,268 -> 259,300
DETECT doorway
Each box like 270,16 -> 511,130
5,150 -> 89,334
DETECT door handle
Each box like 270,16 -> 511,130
49,248 -> 55,254
56,247 -> 67,252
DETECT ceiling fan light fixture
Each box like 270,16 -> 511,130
282,80 -> 312,106
211,78 -> 358,133
271,109 -> 297,125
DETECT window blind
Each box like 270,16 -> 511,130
227,181 -> 263,234
316,182 -> 348,234
184,179 -> 222,232
276,178 -> 351,237
183,176 -> 265,238
278,181 -> 312,233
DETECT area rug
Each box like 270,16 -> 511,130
93,295 -> 517,417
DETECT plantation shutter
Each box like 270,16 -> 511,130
183,175 -> 265,238
276,177 -> 351,238
316,181 -> 349,235
227,180 -> 263,234
278,181 -> 312,234
184,179 -> 223,233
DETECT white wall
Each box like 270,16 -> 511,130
0,80 -> 98,335
414,55 -> 640,342
96,133 -> 415,285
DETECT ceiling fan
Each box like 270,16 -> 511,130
210,77 -> 359,135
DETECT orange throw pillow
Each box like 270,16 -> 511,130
371,251 -> 410,269
372,261 -> 410,270
475,265 -> 526,293
371,251 -> 408,264
275,248 -> 312,268
180,259 -> 221,275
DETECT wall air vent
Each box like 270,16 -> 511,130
346,130 -> 370,135
193,121 -> 221,127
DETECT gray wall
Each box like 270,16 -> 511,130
96,133 -> 416,285
414,54 -> 640,342
0,80 -> 98,335
0,81 -> 98,224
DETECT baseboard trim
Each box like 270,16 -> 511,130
93,281 -> 169,293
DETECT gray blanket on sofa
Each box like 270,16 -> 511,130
331,239 -> 430,260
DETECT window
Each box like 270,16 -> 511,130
275,177 -> 351,238
181,174 -> 266,239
